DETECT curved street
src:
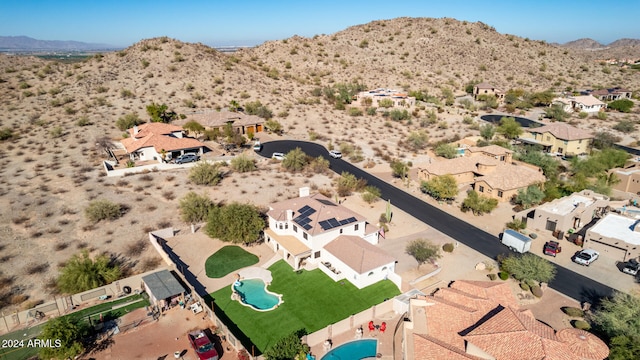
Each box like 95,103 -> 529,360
258,140 -> 615,303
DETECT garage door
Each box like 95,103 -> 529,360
585,239 -> 628,261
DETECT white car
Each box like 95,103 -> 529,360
271,152 -> 285,160
573,249 -> 599,266
329,150 -> 342,159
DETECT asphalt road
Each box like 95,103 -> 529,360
258,140 -> 616,303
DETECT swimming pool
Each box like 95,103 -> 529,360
320,339 -> 377,360
233,278 -> 282,311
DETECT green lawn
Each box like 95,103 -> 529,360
210,260 -> 400,352
205,245 -> 259,278
0,294 -> 149,360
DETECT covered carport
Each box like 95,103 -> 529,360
142,269 -> 186,312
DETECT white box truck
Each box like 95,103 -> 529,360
500,229 -> 532,253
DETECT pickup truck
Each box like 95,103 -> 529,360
622,259 -> 640,275
543,241 -> 562,257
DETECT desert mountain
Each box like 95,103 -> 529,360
0,17 -> 638,312
0,35 -> 115,51
561,38 -> 605,49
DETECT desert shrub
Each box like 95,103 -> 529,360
608,99 -> 634,113
116,113 -> 143,131
498,271 -> 509,280
245,100 -> 273,119
0,127 -> 14,140
85,199 -> 123,223
442,243 -> 454,252
308,156 -> 330,174
361,186 -> 381,204
126,239 -> 147,256
531,285 -> 543,297
388,109 -> 410,121
578,111 -> 588,119
366,107 -> 377,115
572,320 -> 591,330
204,203 -> 265,244
75,116 -> 92,127
487,273 -> 497,281
189,162 -> 223,186
520,282 -> 530,291
613,120 -> 636,134
562,307 -> 585,317
506,218 -> 526,231
230,154 -> 256,172
390,160 -> 410,178
336,172 -> 366,196
435,143 -> 458,159
461,190 -> 498,215
348,107 -> 363,116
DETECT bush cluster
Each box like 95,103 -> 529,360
442,243 -> 455,252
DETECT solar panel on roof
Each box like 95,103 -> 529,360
318,220 -> 331,230
298,205 -> 312,213
303,224 -> 312,231
316,199 -> 337,206
328,218 -> 340,227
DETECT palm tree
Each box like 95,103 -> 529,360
229,100 -> 240,112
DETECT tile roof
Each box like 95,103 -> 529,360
178,110 -> 264,128
449,280 -> 519,310
413,334 -> 485,360
528,122 -> 593,141
323,235 -> 394,273
423,156 -> 503,176
467,145 -> 513,156
475,82 -> 500,90
556,328 -> 610,360
267,193 -> 365,236
475,163 -> 546,191
121,133 -> 206,153
128,122 -> 184,139
571,95 -> 605,107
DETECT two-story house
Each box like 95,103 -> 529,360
473,82 -> 504,102
264,188 -> 397,289
520,122 -> 593,156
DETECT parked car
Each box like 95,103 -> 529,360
271,152 -> 285,160
188,330 -> 219,360
543,241 -> 562,257
622,258 -> 640,275
175,153 -> 200,164
572,249 -> 599,266
329,150 -> 342,159
253,141 -> 262,152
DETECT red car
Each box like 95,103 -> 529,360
188,330 -> 219,360
543,241 -> 562,257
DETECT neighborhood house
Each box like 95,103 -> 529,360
519,122 -> 593,156
551,94 -> 606,113
178,110 -> 266,136
264,187 -> 398,289
584,213 -> 640,262
120,122 -> 208,162
354,88 -> 416,108
585,87 -> 633,102
609,161 -> 640,194
472,82 -> 504,102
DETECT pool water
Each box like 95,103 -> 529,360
321,339 -> 377,360
233,278 -> 281,311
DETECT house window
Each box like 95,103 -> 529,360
279,223 -> 283,230
579,139 -> 582,144
499,155 -> 505,161
368,271 -> 374,276
354,224 -> 359,231
546,136 -> 551,141
303,232 -> 308,240
479,185 -> 484,193
285,223 -> 288,229
314,251 -> 320,258
339,229 -> 343,234
498,190 -> 503,198
293,225 -> 297,233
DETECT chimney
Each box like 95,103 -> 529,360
286,210 -> 294,221
299,187 -> 310,197
133,125 -> 139,135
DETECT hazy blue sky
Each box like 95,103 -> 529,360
1,0 -> 636,47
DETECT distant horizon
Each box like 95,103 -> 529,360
1,1 -> 637,48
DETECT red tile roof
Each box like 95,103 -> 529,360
121,133 -> 206,153
413,334 -> 485,360
128,122 -> 184,139
556,328 -> 610,360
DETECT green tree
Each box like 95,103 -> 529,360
0,127 -> 14,141
435,143 -> 458,159
480,123 -> 495,141
245,100 -> 273,119
500,253 -> 556,284
592,131 -> 621,149
263,331 -> 309,360
477,94 -> 498,109
388,109 -> 410,121
182,120 -> 205,138
441,87 -> 455,106
608,335 -> 640,360
179,192 -> 215,223
204,203 -> 265,244
571,148 -> 628,178
229,99 -> 240,112
57,251 -> 121,293
146,102 -> 176,123
189,162 -> 223,186
404,131 -> 429,151
516,148 -> 560,180
515,185 -> 545,209
589,291 -> 640,341
406,239 -> 441,269
265,119 -> 283,134
545,104 -> 569,122
420,175 -> 458,200
336,171 -> 366,196
115,113 -> 144,131
496,116 -> 523,139
529,90 -> 556,106
378,98 -> 394,108
39,317 -> 86,360
282,147 -> 308,172
608,99 -> 634,113
390,160 -> 410,179
85,199 -> 123,223
361,185 -> 381,204
308,156 -> 330,174
231,153 -> 257,172
461,190 -> 498,215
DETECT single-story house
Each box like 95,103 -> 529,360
587,87 -> 633,101
264,187 -> 397,289
142,269 -> 186,311
473,82 -> 504,102
517,190 -> 609,233
553,95 -> 606,113
354,88 -> 416,108
120,122 -> 208,162
584,213 -> 640,262
404,280 -> 609,360
609,162 -> 640,194
177,110 -> 265,136
519,122 -> 593,156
